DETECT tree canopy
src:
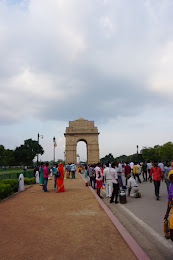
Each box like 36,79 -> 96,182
0,139 -> 44,166
101,142 -> 173,164
14,139 -> 44,166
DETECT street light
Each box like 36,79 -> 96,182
37,133 -> 43,167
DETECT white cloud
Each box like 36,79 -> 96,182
0,0 -> 173,160
150,41 -> 173,94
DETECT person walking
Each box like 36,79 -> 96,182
142,162 -> 147,181
150,161 -> 163,200
66,163 -> 71,178
133,162 -> 141,183
117,162 -> 124,188
130,162 -> 134,173
43,162 -> 49,192
103,162 -> 112,198
124,162 -> 131,186
95,163 -> 103,198
70,163 -> 76,179
110,162 -> 120,204
147,161 -> 152,180
163,161 -> 172,193
39,163 -> 44,190
158,161 -> 164,174
88,165 -> 96,189
84,166 -> 88,178
57,163 -> 65,193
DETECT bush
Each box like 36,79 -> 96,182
24,177 -> 36,185
2,179 -> 19,193
0,183 -> 12,200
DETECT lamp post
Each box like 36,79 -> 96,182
37,133 -> 43,167
137,145 -> 139,163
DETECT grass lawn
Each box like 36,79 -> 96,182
0,169 -> 33,175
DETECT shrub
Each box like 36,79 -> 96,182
0,183 -> 12,200
24,177 -> 36,185
2,179 -> 19,193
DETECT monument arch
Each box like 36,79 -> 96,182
64,118 -> 100,164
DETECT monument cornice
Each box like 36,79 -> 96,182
64,132 -> 100,136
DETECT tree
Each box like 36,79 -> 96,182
14,139 -> 44,166
3,149 -> 15,166
158,142 -> 173,161
0,145 -> 5,166
100,153 -> 115,164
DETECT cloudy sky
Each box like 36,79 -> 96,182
0,0 -> 173,162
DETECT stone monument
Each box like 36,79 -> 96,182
64,118 -> 100,164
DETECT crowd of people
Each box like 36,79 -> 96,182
34,162 -> 65,193
85,160 -> 173,241
33,159 -> 173,241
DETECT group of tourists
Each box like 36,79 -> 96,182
33,159 -> 173,241
87,162 -> 141,201
86,160 -> 173,201
36,162 -> 65,193
86,160 -> 173,241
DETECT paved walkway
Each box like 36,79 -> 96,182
0,172 -> 139,260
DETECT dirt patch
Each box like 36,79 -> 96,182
0,173 -> 137,260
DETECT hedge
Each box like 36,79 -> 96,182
2,179 -> 19,193
0,183 -> 12,200
0,177 -> 36,201
24,177 -> 36,185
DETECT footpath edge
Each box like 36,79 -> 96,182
80,173 -> 150,260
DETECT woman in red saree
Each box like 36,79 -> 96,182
56,162 -> 65,193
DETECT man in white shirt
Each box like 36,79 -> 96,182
158,161 -> 164,173
130,162 -> 134,173
103,162 -> 112,198
127,174 -> 139,198
110,162 -> 120,204
117,162 -> 124,188
95,163 -> 103,199
147,161 -> 152,180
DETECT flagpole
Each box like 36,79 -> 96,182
53,137 -> 56,162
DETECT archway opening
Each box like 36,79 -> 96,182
77,140 -> 87,164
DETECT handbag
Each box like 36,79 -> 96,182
56,171 -> 61,178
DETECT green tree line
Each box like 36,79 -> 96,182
100,142 -> 173,164
0,139 -> 44,167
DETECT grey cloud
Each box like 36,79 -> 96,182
0,0 -> 173,126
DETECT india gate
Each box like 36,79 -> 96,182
64,118 -> 100,164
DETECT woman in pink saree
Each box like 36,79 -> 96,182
56,163 -> 65,193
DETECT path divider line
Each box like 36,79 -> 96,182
80,174 -> 150,260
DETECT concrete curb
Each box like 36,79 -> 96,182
80,174 -> 150,260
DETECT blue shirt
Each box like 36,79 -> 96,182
71,164 -> 75,171
53,167 -> 57,175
